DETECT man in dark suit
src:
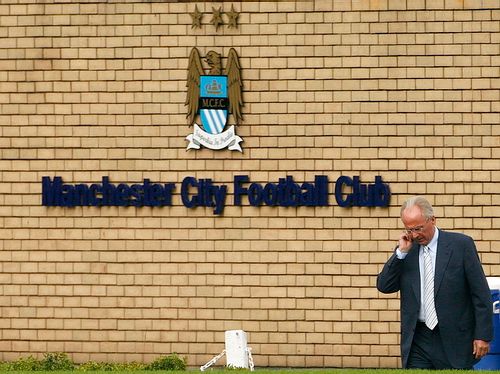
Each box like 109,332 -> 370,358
377,196 -> 493,369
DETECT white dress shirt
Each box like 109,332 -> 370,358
418,228 -> 439,322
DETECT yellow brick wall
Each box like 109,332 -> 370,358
0,0 -> 499,368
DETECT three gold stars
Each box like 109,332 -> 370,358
189,4 -> 239,31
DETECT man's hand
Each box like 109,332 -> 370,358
398,232 -> 413,253
473,339 -> 490,359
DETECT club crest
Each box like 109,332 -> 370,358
185,47 -> 243,152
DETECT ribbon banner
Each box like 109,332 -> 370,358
186,124 -> 243,152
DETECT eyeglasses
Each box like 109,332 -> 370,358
405,225 -> 425,234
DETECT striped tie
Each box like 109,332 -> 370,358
423,246 -> 438,330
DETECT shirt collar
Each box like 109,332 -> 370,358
423,226 -> 439,252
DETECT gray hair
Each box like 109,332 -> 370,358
400,196 -> 434,220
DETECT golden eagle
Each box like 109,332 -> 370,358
185,47 -> 243,133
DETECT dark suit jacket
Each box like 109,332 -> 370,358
377,229 -> 493,368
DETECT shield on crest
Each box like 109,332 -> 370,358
199,75 -> 228,134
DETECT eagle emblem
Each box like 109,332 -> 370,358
185,47 -> 244,152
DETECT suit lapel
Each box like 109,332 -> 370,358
435,229 -> 453,295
